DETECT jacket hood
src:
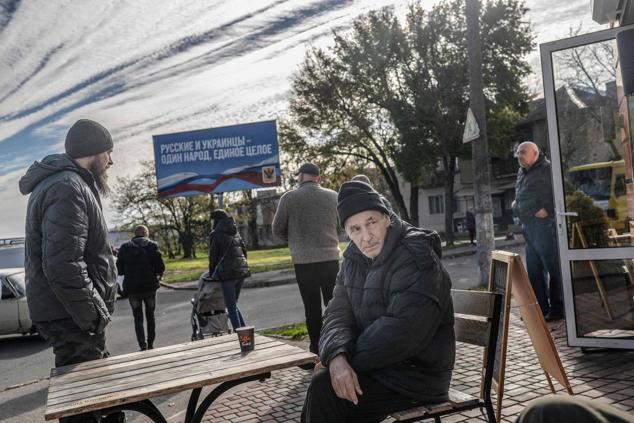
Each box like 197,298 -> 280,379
214,216 -> 238,236
19,154 -> 86,195
132,236 -> 151,248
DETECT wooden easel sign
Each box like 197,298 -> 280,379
486,250 -> 573,421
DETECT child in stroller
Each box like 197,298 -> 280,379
191,271 -> 230,340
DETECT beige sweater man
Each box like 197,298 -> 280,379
272,163 -> 340,353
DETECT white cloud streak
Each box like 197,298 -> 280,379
0,0 -> 609,236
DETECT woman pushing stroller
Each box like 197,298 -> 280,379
208,209 -> 250,330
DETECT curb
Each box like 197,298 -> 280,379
160,273 -> 297,291
159,281 -> 195,291
442,239 -> 524,259
243,276 -> 296,289
3,377 -> 47,392
159,240 -> 525,291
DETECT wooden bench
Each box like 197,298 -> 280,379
390,289 -> 502,423
45,334 -> 317,423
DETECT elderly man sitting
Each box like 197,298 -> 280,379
301,181 -> 455,423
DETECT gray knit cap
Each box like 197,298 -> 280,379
65,119 -> 113,158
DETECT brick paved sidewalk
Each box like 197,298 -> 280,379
202,310 -> 634,422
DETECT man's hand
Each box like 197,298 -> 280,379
534,208 -> 548,218
314,361 -> 325,372
329,354 -> 363,405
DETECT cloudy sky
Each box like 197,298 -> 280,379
0,0 -> 603,237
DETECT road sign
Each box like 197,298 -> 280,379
463,107 -> 480,143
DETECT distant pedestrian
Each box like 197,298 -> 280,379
466,209 -> 476,245
20,119 -> 124,422
272,162 -> 340,354
116,225 -> 165,350
513,141 -> 563,321
208,209 -> 250,331
351,174 -> 395,214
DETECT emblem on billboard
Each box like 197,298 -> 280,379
262,166 -> 276,183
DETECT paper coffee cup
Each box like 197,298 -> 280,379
236,326 -> 255,352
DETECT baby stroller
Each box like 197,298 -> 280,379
191,271 -> 230,340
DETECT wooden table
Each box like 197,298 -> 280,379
45,334 -> 317,422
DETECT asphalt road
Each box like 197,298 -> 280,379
0,247 -> 523,422
0,283 -> 307,422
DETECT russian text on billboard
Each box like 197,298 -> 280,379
152,120 -> 280,198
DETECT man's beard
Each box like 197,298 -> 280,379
89,160 -> 110,196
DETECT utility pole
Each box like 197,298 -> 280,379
466,0 -> 495,285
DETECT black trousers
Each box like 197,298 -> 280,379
294,260 -> 339,354
37,319 -> 124,423
301,368 -> 420,423
129,290 -> 157,349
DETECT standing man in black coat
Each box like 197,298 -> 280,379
116,225 -> 165,350
513,141 -> 563,321
301,181 -> 455,423
20,119 -> 124,422
466,209 -> 476,245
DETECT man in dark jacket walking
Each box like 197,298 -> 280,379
20,119 -> 122,422
116,225 -> 165,350
301,181 -> 455,423
513,141 -> 563,321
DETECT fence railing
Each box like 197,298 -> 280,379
0,238 -> 25,247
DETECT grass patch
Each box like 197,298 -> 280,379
261,323 -> 308,339
163,242 -> 349,284
469,283 -> 489,291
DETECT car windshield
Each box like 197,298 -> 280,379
8,272 -> 26,296
0,246 -> 25,268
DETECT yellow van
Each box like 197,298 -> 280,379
566,160 -> 627,225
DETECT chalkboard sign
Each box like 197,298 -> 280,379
487,254 -> 513,418
485,251 -> 573,421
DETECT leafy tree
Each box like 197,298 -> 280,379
405,0 -> 533,242
281,39 -> 412,222
282,0 -> 533,238
565,190 -> 609,248
111,161 -> 211,258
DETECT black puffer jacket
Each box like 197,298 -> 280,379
19,154 -> 117,333
208,217 -> 250,281
513,154 -> 555,223
116,237 -> 165,295
319,217 -> 455,402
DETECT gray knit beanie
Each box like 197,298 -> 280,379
65,119 -> 113,158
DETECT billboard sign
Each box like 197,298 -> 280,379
152,120 -> 280,198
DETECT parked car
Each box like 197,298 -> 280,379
0,245 -> 24,268
0,268 -> 35,336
